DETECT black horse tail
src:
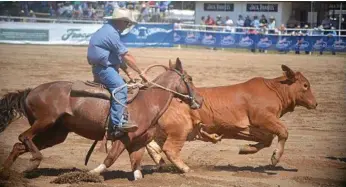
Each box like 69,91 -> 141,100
0,88 -> 31,133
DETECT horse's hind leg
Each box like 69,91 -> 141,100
2,122 -> 68,173
17,120 -> 55,172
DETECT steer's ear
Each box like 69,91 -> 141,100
169,59 -> 174,69
175,58 -> 183,73
282,65 -> 296,82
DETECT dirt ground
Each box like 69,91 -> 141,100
0,44 -> 345,187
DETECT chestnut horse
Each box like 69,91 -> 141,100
0,58 -> 203,179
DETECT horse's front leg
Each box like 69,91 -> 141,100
89,140 -> 126,174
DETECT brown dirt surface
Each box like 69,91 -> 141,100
0,44 -> 345,187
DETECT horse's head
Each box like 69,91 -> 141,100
168,58 -> 203,109
143,58 -> 203,109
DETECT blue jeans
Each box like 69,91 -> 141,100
92,65 -> 127,128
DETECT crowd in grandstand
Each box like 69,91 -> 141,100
190,14 -> 338,37
0,1 -> 172,22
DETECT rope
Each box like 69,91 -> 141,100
111,80 -> 191,108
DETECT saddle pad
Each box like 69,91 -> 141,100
70,80 -> 142,103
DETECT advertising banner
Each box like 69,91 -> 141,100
174,30 -> 346,52
121,23 -> 174,47
0,22 -> 173,47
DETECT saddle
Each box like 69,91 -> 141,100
70,80 -> 144,103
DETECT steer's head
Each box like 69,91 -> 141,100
282,65 -> 318,109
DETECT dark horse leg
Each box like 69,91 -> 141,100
1,123 -> 69,173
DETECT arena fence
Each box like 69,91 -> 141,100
0,16 -> 345,53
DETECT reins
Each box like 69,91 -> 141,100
111,66 -> 193,108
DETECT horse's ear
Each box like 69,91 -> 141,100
169,59 -> 174,69
281,64 -> 296,82
175,58 -> 183,73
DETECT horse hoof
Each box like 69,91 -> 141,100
133,170 -> 143,180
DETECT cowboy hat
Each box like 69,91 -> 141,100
104,8 -> 137,25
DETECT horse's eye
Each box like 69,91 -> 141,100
189,77 -> 193,82
303,83 -> 308,88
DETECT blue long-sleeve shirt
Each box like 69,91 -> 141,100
87,22 -> 128,67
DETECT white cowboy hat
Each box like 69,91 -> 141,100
104,8 -> 137,25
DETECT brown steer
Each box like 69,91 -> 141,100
144,64 -> 318,173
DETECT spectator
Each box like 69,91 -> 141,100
174,19 -> 182,30
244,15 -> 251,27
251,15 -> 260,29
236,15 -> 244,32
259,14 -> 268,26
278,24 -> 287,35
19,10 -> 25,18
200,16 -> 206,30
57,3 -> 64,17
321,15 -> 332,30
205,15 -> 215,31
224,16 -> 234,32
200,16 -> 205,25
104,2 -> 114,17
215,15 -> 223,26
302,24 -> 310,35
49,5 -> 56,18
247,28 -> 258,53
294,25 -> 304,54
328,26 -> 337,36
258,23 -> 267,53
302,25 -> 311,55
268,16 -> 276,34
87,4 -> 96,19
73,3 -> 82,19
28,10 -> 36,22
312,25 -> 324,36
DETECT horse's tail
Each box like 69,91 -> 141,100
0,88 -> 32,133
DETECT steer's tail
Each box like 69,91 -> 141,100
0,88 -> 31,133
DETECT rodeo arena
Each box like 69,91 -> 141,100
0,1 -> 345,187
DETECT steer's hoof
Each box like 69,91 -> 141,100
239,145 -> 250,154
271,150 -> 279,166
0,167 -> 10,180
181,166 -> 191,173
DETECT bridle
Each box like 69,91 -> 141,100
148,68 -> 200,108
111,65 -> 200,109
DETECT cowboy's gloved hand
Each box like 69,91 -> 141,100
127,72 -> 136,83
139,73 -> 149,83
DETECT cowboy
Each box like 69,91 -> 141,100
87,8 -> 148,139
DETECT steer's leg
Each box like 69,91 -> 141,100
256,117 -> 288,166
146,140 -> 166,167
162,134 -> 190,173
239,133 -> 275,154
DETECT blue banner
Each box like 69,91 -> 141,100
121,24 -> 173,47
174,30 -> 346,52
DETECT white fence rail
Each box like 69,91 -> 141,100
176,23 -> 346,36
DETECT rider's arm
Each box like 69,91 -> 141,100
119,62 -> 135,81
121,53 -> 148,82
109,32 -> 148,82
121,52 -> 142,75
